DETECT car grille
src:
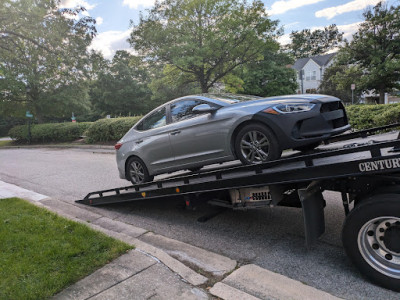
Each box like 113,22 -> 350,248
320,101 -> 348,128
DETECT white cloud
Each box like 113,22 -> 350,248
315,0 -> 382,20
337,22 -> 362,41
89,30 -> 132,59
266,0 -> 325,15
122,0 -> 156,9
59,0 -> 96,10
285,22 -> 300,28
278,34 -> 291,45
96,17 -> 103,25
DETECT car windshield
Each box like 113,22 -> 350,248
201,93 -> 262,104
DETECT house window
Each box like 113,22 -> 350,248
306,71 -> 317,81
311,71 -> 317,80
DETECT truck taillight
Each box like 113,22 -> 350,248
114,143 -> 123,150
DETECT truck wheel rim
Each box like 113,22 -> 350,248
358,216 -> 400,279
240,131 -> 270,164
129,161 -> 145,184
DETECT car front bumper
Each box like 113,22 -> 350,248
253,101 -> 350,149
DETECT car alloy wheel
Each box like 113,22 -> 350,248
240,130 -> 270,163
129,161 -> 145,183
235,124 -> 281,165
126,157 -> 153,184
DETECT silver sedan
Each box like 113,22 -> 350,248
115,94 -> 350,184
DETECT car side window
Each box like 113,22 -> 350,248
171,100 -> 205,123
136,107 -> 166,131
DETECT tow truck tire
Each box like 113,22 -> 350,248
126,157 -> 153,184
235,124 -> 281,165
342,194 -> 400,291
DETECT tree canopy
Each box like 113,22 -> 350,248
320,2 -> 400,104
341,2 -> 400,104
129,0 -> 279,93
90,51 -> 152,116
287,25 -> 343,59
0,0 -> 96,122
239,44 -> 297,97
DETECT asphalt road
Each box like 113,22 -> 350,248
0,147 -> 398,299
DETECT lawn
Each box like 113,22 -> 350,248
0,140 -> 12,147
0,198 -> 133,299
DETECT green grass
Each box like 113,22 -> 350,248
0,140 -> 12,147
0,198 -> 133,300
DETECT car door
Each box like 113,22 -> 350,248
168,99 -> 228,167
134,106 -> 175,173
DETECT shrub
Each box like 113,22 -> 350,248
8,125 -> 29,142
8,122 -> 92,143
346,103 -> 400,130
85,116 -> 142,143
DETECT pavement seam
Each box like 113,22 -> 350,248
84,262 -> 157,300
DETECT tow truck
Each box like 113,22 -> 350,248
77,124 -> 400,292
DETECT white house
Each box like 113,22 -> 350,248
292,53 -> 336,94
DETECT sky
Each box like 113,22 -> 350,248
59,0 -> 398,59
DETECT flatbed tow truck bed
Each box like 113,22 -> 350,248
77,124 -> 400,292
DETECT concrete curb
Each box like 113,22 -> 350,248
132,238 -> 208,286
210,282 -> 260,300
140,232 -> 237,277
214,264 -> 342,300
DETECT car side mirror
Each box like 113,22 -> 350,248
192,104 -> 217,114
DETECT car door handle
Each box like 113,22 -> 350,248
171,130 -> 181,136
136,140 -> 143,144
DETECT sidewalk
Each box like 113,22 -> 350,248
0,181 -> 342,300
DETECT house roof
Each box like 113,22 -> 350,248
292,53 -> 336,71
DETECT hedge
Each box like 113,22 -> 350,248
84,116 -> 142,143
9,122 -> 92,143
346,103 -> 400,130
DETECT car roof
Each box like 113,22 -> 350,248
175,93 -> 339,104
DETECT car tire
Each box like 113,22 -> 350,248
126,157 -> 153,184
342,194 -> 400,292
235,124 -> 281,165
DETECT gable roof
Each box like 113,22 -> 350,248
292,53 -> 336,71
292,57 -> 309,71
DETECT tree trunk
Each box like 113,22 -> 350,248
379,89 -> 385,104
199,72 -> 208,93
33,101 -> 44,124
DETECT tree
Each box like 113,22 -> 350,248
342,2 -> 400,104
287,25 -> 343,59
0,0 -> 96,122
90,51 -> 152,116
319,61 -> 363,103
239,42 -> 297,97
149,64 -> 201,107
129,0 -> 279,93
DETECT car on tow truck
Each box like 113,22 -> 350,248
115,93 -> 350,184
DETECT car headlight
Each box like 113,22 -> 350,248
263,103 -> 315,114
